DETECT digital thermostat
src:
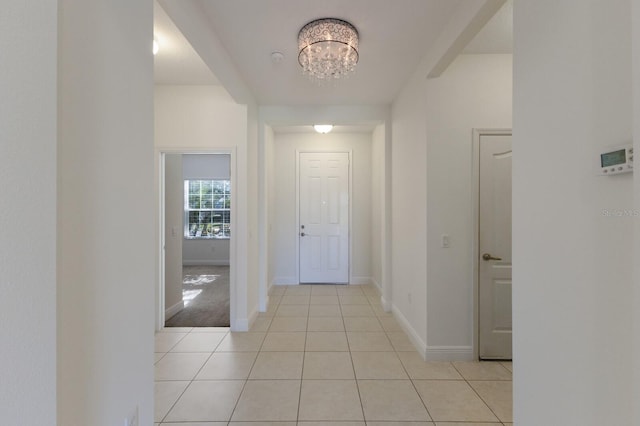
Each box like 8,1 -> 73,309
599,144 -> 633,175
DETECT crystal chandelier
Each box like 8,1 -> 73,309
298,18 -> 359,81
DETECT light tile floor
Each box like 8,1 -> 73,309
155,283 -> 513,426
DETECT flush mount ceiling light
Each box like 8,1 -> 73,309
298,18 -> 359,81
313,124 -> 334,134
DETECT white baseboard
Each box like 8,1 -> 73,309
165,301 -> 184,320
263,295 -> 270,312
371,277 -> 382,292
390,304 -> 474,362
233,318 -> 247,331
273,276 -> 298,285
391,304 -> 427,357
425,346 -> 474,361
248,306 -> 259,330
380,295 -> 392,312
350,276 -> 372,285
233,306 -> 259,332
183,260 -> 230,266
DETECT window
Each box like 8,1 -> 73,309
184,179 -> 231,238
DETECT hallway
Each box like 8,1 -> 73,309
154,283 -> 512,424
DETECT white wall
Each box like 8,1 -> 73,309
246,104 -> 260,319
183,239 -> 231,265
425,54 -> 512,356
165,154 -> 184,317
58,1 -> 154,425
155,86 -> 246,149
154,85 -> 253,330
391,71 -> 429,351
513,1 -> 633,424
371,125 -> 385,290
391,53 -> 512,358
0,2 -> 57,424
265,126 -> 276,290
270,132 -> 373,285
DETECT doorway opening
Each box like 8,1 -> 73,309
159,151 -> 236,329
261,124 -> 391,313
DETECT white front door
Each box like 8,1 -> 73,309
299,152 -> 349,283
479,133 -> 512,360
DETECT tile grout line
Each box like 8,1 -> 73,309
450,360 -> 507,424
379,283 -> 437,424
342,289 -> 368,423
296,286 -> 312,423
226,292 -> 278,424
157,327 -> 229,424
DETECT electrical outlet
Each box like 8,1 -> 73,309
124,405 -> 138,426
441,234 -> 450,248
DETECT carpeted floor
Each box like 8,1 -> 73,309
165,265 -> 230,328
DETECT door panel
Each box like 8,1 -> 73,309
299,152 -> 349,283
479,134 -> 512,360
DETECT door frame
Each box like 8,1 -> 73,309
295,150 -> 353,285
471,128 -> 512,360
156,148 -> 237,330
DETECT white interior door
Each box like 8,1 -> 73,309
299,152 -> 349,283
479,133 -> 512,360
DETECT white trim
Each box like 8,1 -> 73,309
392,303 -> 427,357
272,276 -> 299,285
236,306 -> 259,332
350,276 -> 372,285
471,128 -> 512,360
234,318 -> 249,331
380,295 -> 392,312
183,260 -> 230,266
157,153 -> 167,331
425,346 -> 474,361
165,301 -> 184,320
257,124 -> 269,313
371,277 -> 382,292
264,295 -> 271,311
296,150 -> 353,285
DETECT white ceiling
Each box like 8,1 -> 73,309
154,0 -> 512,106
193,0 -> 464,105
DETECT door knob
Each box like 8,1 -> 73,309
300,232 -> 306,237
482,253 -> 502,261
